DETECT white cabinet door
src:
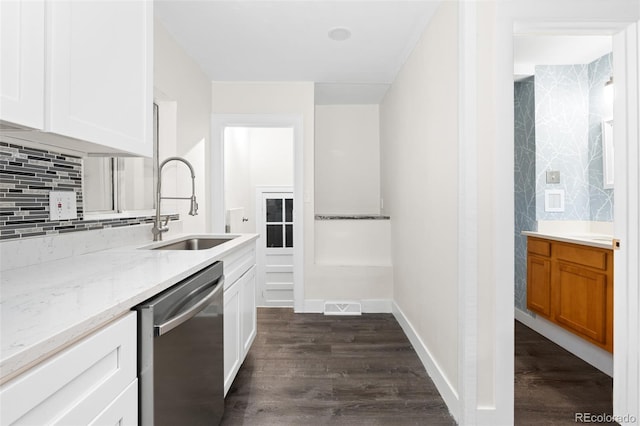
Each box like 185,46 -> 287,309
240,266 -> 257,355
0,312 -> 137,425
223,280 -> 241,396
46,1 -> 153,156
0,0 -> 45,129
88,379 -> 138,426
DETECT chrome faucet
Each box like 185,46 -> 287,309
152,157 -> 198,241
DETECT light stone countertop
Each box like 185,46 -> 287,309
0,233 -> 258,385
521,231 -> 614,250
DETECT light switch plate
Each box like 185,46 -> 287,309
49,191 -> 78,220
546,170 -> 561,184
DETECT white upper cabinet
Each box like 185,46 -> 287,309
0,1 -> 153,157
0,1 -> 45,130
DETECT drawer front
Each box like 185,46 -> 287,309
222,244 -> 256,291
556,243 -> 608,270
88,378 -> 138,426
0,312 -> 137,425
527,238 -> 551,257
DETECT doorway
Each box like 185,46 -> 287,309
222,126 -> 294,307
509,21 -> 639,423
211,114 -> 304,312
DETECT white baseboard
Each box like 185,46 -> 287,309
392,301 -> 459,422
303,299 -> 393,313
515,308 -> 613,376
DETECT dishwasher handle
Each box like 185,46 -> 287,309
154,278 -> 224,337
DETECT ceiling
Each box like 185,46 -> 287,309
154,1 -> 441,104
514,35 -> 612,80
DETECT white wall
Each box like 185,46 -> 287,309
224,127 -> 294,233
315,105 -> 380,214
380,1 -> 460,414
154,20 -> 212,233
211,82 -> 393,307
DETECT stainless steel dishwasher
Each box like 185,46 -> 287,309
135,261 -> 224,426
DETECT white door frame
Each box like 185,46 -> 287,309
255,186 -> 294,307
494,17 -> 639,426
612,21 -> 640,423
211,114 -> 304,312
470,3 -> 639,423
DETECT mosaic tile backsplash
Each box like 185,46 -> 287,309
0,142 -> 172,240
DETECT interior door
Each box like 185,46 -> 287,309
256,188 -> 294,307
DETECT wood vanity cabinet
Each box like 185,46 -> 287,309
526,237 -> 613,353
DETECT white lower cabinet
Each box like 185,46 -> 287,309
222,243 -> 257,396
0,312 -> 137,425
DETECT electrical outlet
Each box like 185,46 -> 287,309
49,191 -> 77,220
546,171 -> 560,184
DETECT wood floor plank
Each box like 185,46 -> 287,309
514,321 -> 613,425
221,308 -> 455,425
222,309 -> 613,425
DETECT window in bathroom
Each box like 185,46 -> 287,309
83,104 -> 158,217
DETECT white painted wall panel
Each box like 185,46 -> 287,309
379,1 -> 460,411
315,105 -> 380,214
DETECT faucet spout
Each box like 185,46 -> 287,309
152,156 -> 198,241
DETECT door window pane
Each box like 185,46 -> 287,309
266,199 -> 283,222
285,224 -> 293,248
285,198 -> 293,222
267,224 -> 283,247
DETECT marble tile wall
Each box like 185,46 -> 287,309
534,53 -> 614,222
514,77 -> 537,311
515,53 -> 614,312
0,142 -> 173,240
535,63 -> 591,220
588,53 -> 614,221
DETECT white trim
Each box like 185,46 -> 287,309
361,299 -> 393,313
458,1 -> 478,424
613,21 -> 640,425
393,301 -> 459,421
210,114 -> 305,312
515,308 -> 613,376
303,299 -> 324,313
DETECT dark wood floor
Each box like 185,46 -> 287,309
514,321 -> 614,425
221,308 -> 455,425
221,309 -> 614,425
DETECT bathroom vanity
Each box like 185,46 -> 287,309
524,233 -> 614,353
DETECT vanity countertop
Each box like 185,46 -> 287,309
0,233 -> 258,385
522,231 -> 614,250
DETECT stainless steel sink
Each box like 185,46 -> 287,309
151,237 -> 235,250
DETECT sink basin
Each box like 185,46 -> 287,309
151,237 -> 235,250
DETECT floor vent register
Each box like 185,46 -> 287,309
323,301 -> 362,316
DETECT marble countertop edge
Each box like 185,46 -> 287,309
315,214 -> 390,220
521,231 -> 614,250
0,233 -> 259,384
